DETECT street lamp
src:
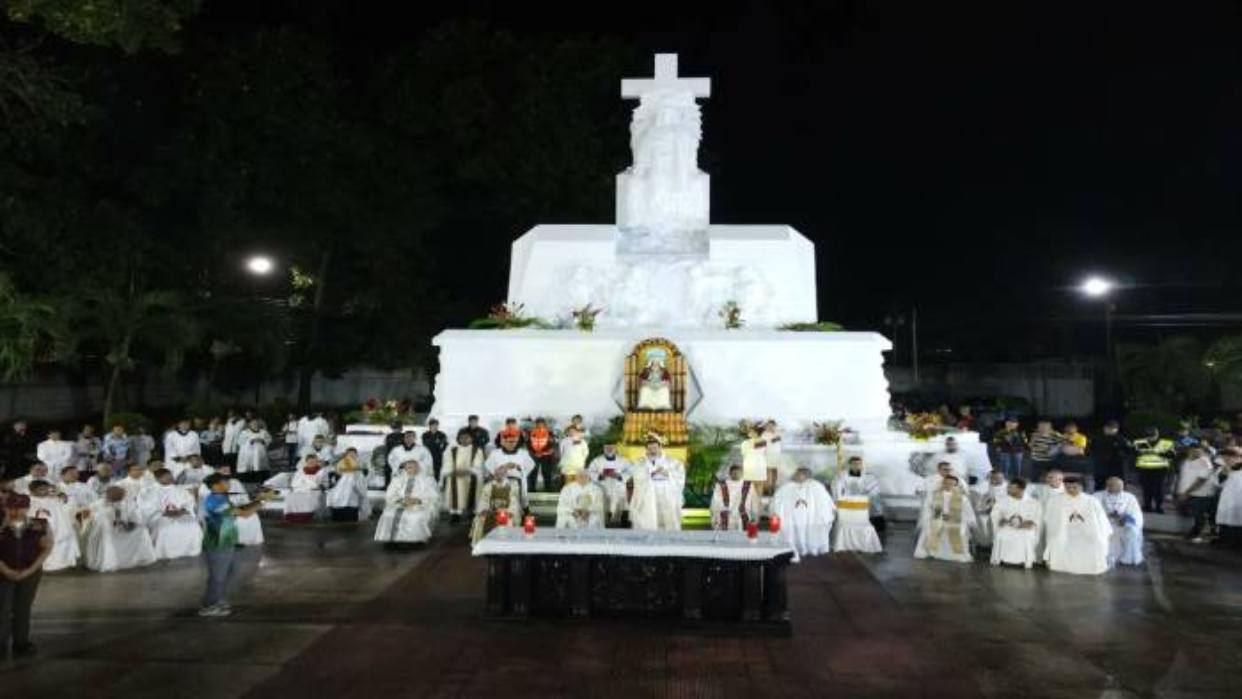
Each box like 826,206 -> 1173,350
1080,276 -> 1114,298
1079,276 -> 1117,409
245,255 -> 275,276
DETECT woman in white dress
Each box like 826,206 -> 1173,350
375,460 -> 440,545
234,419 -> 272,475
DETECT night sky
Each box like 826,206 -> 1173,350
200,0 -> 1242,361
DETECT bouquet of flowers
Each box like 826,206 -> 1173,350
348,398 -> 416,426
719,300 -> 743,329
571,303 -> 603,331
468,302 -> 552,330
806,420 -> 845,446
903,412 -> 943,440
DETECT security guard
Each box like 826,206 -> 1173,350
1133,427 -> 1175,513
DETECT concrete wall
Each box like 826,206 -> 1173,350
0,369 -> 431,422
887,362 -> 1097,417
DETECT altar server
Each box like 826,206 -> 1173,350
285,455 -> 328,523
305,434 -> 337,467
387,431 -> 432,477
83,486 -> 157,572
587,442 -> 631,526
1044,477 -> 1112,575
58,466 -> 97,510
831,457 -> 883,554
221,410 -> 245,467
441,430 -> 484,521
915,474 -> 976,563
761,420 -> 791,486
1095,476 -> 1144,567
163,419 -> 202,480
117,462 -> 154,502
147,468 -> 202,560
11,462 -> 51,495
35,430 -> 75,481
483,428 -> 534,507
234,418 -> 271,475
471,468 -> 523,544
375,459 -> 440,545
177,454 -> 214,492
972,470 -> 1008,548
326,447 -> 369,522
833,455 -> 885,530
711,464 -> 758,531
772,465 -> 836,560
629,434 -> 685,531
28,480 -> 80,571
86,463 -> 120,499
296,411 -> 332,456
558,426 -> 590,479
739,424 -> 769,496
989,478 -> 1041,568
556,466 -> 605,529
200,464 -> 263,546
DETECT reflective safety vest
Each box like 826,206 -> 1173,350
1134,438 -> 1175,470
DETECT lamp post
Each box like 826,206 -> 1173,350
245,255 -> 275,276
1080,276 -> 1117,410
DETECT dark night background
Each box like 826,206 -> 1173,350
3,0 -> 1242,414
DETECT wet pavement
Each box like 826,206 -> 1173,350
2,518 -> 1240,698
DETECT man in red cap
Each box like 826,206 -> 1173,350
0,493 -> 53,657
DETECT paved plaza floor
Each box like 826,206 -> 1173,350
2,519 -> 1240,698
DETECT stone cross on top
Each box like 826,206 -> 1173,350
621,53 -> 711,100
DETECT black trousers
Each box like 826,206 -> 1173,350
1137,469 -> 1166,512
0,570 -> 42,650
330,507 -> 360,522
528,455 -> 559,492
1185,496 -> 1217,538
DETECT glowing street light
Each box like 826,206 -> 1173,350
245,255 -> 275,276
1080,276 -> 1114,298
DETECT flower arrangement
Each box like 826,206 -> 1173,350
719,300 -> 743,329
806,420 -> 845,445
778,321 -> 845,332
468,302 -> 553,330
571,303 -> 603,331
903,411 -> 944,440
346,398 -> 417,426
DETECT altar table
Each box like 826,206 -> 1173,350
472,529 -> 794,627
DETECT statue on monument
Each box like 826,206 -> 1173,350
616,54 -> 711,254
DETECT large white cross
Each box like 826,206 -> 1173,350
621,53 -> 711,100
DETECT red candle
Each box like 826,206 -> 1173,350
746,521 -> 759,539
495,509 -> 510,527
523,515 -> 537,534
769,515 -> 782,535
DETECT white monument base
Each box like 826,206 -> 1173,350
430,328 -> 892,432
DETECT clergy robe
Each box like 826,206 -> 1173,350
587,454 -> 631,524
148,484 -> 202,560
36,439 -> 75,480
11,473 -> 49,495
441,444 -> 484,514
558,439 -> 590,476
916,473 -> 968,505
1094,489 -> 1144,567
1216,466 -> 1242,529
235,428 -> 271,473
471,480 -> 523,544
833,471 -> 884,518
762,427 -> 791,483
915,489 -> 976,562
222,418 -> 246,458
326,457 -> 372,519
285,465 -> 328,521
387,443 -> 434,474
374,473 -> 440,543
1044,493 -> 1112,575
86,474 -> 120,499
555,481 -> 606,529
772,479 -> 836,559
83,500 -> 157,572
926,451 -> 968,482
176,465 -> 214,491
629,455 -> 685,531
162,429 -> 202,478
296,415 -> 332,456
29,494 -> 80,571
989,495 -> 1041,567
483,447 -> 535,506
710,478 -> 757,531
972,483 -> 1009,548
61,480 -> 98,510
740,438 -> 768,482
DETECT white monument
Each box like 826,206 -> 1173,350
430,54 -> 989,503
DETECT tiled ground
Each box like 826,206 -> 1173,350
3,519 -> 1240,698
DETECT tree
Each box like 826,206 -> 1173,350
0,272 -> 51,380
1117,336 -> 1213,415
56,278 -> 199,424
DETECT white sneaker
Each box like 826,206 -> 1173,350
197,604 -> 230,618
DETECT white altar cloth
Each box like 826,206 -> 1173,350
473,527 -> 792,561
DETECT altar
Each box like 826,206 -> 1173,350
473,528 -> 793,627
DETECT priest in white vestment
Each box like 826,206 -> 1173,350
915,474 -> 976,563
374,460 -> 440,544
36,430 -> 76,482
990,478 -> 1042,568
29,481 -> 81,571
234,419 -> 271,474
296,412 -> 332,456
162,420 -> 202,480
387,431 -> 432,476
441,431 -> 484,520
147,468 -> 202,560
471,470 -> 524,544
926,436 -> 969,482
831,457 -> 883,554
1094,476 -> 1144,567
629,435 -> 685,531
1044,477 -> 1112,575
12,462 -> 52,495
972,470 -> 1009,548
483,429 -> 535,508
285,455 -> 328,523
556,467 -> 605,529
916,461 -> 968,505
587,442 -> 631,526
326,448 -> 371,522
710,464 -> 758,531
1033,469 -> 1066,561
772,466 -> 836,560
83,486 -> 157,572
58,466 -> 97,510
86,463 -> 120,499
117,463 -> 155,504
